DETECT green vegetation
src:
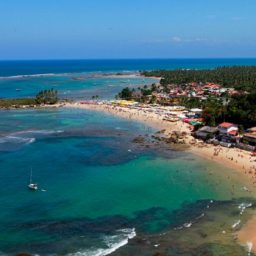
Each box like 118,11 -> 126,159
117,87 -> 135,100
226,92 -> 256,128
0,98 -> 36,108
112,67 -> 255,128
178,94 -> 256,128
141,67 -> 256,128
143,66 -> 256,92
91,95 -> 99,100
116,84 -> 160,103
0,89 -> 58,108
35,89 -> 58,104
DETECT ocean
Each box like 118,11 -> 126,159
1,58 -> 256,77
0,59 -> 256,255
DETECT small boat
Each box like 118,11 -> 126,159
28,169 -> 38,191
28,183 -> 38,190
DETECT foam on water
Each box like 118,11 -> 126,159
238,202 -> 252,215
13,129 -> 64,137
0,130 -> 63,151
0,136 -> 35,151
67,228 -> 136,256
231,220 -> 241,229
246,241 -> 253,255
0,73 -> 57,80
0,71 -> 139,80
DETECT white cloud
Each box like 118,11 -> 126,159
171,36 -> 182,43
142,36 -> 210,46
170,36 -> 207,43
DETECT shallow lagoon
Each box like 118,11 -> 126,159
0,108 -> 254,255
0,74 -> 157,100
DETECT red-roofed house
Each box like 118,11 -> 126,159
228,130 -> 238,136
218,122 -> 238,135
203,83 -> 221,90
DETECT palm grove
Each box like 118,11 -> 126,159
35,89 -> 58,104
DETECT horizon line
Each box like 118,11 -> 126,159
1,57 -> 256,61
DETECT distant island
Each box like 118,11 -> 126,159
0,88 -> 58,108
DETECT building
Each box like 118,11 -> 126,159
237,129 -> 256,152
241,127 -> 256,149
243,133 -> 256,146
195,126 -> 218,140
218,122 -> 238,136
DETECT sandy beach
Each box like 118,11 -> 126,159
64,102 -> 256,183
63,101 -> 256,253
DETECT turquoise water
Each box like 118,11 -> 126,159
1,59 -> 256,255
0,75 -> 157,99
0,108 -> 252,255
1,58 -> 256,99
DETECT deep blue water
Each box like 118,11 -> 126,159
1,58 -> 256,100
1,58 -> 256,77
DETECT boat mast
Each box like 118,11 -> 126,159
30,168 -> 32,184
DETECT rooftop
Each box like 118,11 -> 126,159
228,130 -> 238,136
198,126 -> 218,133
219,122 -> 236,128
244,133 -> 256,139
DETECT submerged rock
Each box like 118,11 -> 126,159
132,136 -> 146,143
156,129 -> 166,134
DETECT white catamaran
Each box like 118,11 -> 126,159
28,169 -> 38,190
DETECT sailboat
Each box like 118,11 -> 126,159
28,169 -> 38,190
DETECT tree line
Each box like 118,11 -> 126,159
179,93 -> 256,128
142,66 -> 256,92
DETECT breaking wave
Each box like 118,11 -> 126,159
0,73 -> 58,80
0,136 -> 35,151
0,71 -> 141,80
13,129 -> 63,137
67,228 -> 136,256
0,130 -> 63,151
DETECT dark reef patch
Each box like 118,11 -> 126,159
2,198 -> 255,255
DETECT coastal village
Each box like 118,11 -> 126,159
78,79 -> 256,155
2,70 -> 256,255
0,65 -> 256,254
1,70 -> 255,157
3,1 -> 256,255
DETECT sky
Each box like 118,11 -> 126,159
0,0 -> 255,59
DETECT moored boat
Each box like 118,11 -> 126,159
28,169 -> 38,191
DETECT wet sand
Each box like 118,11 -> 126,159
237,216 -> 256,254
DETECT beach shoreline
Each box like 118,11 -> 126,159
63,101 -> 256,184
2,100 -> 256,253
62,101 -> 256,253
